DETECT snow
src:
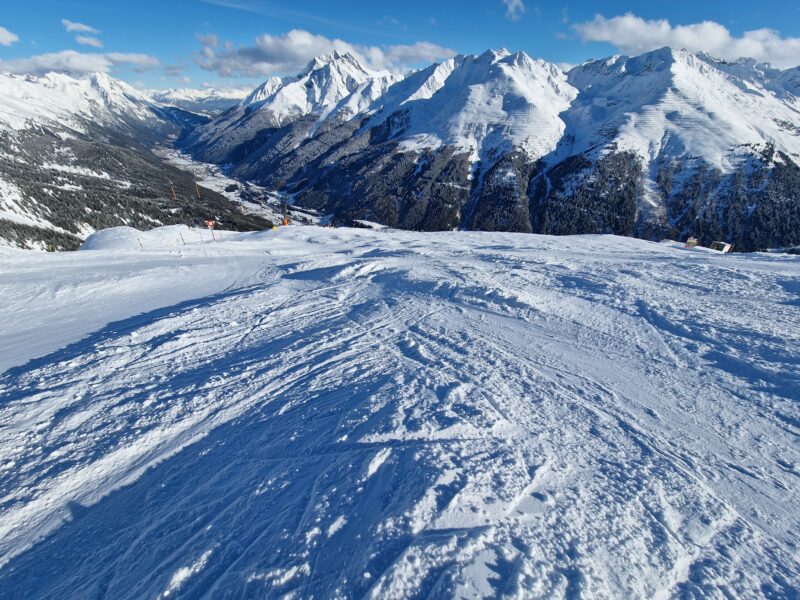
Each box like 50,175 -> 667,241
0,225 -> 798,597
160,549 -> 214,598
327,516 -> 348,538
364,447 -> 392,480
371,49 -> 577,163
193,51 -> 398,159
42,162 -> 111,180
0,225 -> 256,373
564,48 -> 800,171
79,224 -> 217,251
0,71 -> 155,133
147,87 -> 250,115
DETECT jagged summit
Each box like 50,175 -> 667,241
239,49 -> 392,115
300,50 -> 373,76
188,50 -> 398,162
366,48 -> 576,161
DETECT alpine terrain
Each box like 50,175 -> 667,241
0,226 -> 798,597
2,46 -> 800,251
1,24 -> 800,600
183,47 -> 800,251
0,71 -> 272,250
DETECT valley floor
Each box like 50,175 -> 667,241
0,226 -> 798,598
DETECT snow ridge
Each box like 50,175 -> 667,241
0,71 -> 156,132
370,49 -> 577,162
563,47 -> 800,171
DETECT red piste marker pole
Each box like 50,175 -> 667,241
205,219 -> 216,242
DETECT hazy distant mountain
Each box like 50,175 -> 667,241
147,87 -> 251,116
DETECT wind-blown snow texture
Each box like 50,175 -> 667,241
1,226 -> 798,598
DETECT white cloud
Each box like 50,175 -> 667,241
573,13 -> 800,68
75,35 -> 103,48
61,19 -> 100,34
382,41 -> 460,67
196,33 -> 219,47
0,50 -> 159,76
164,63 -> 185,77
0,26 -> 19,46
502,0 -> 525,21
194,28 -> 456,77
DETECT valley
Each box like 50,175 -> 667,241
2,47 -> 800,251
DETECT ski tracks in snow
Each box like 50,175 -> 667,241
0,229 -> 798,598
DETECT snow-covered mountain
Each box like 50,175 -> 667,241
147,86 -> 250,115
0,71 -> 157,133
191,49 -> 579,232
188,51 -> 398,164
561,48 -> 800,169
364,49 -> 576,162
3,46 -> 800,250
0,71 -> 271,249
533,47 -> 800,248
182,46 -> 800,250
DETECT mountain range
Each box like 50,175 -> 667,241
2,46 -> 800,251
0,71 -> 270,249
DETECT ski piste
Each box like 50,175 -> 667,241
0,225 -> 797,597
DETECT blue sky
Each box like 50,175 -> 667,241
1,0 -> 799,89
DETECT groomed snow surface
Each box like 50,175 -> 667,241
0,226 -> 798,598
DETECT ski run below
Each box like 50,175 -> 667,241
0,226 -> 798,598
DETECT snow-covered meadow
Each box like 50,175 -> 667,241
0,226 -> 798,597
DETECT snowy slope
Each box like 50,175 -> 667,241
563,48 -> 800,171
697,54 -> 800,106
190,52 -> 397,161
370,49 -> 577,162
0,71 -> 157,133
0,226 -> 798,597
